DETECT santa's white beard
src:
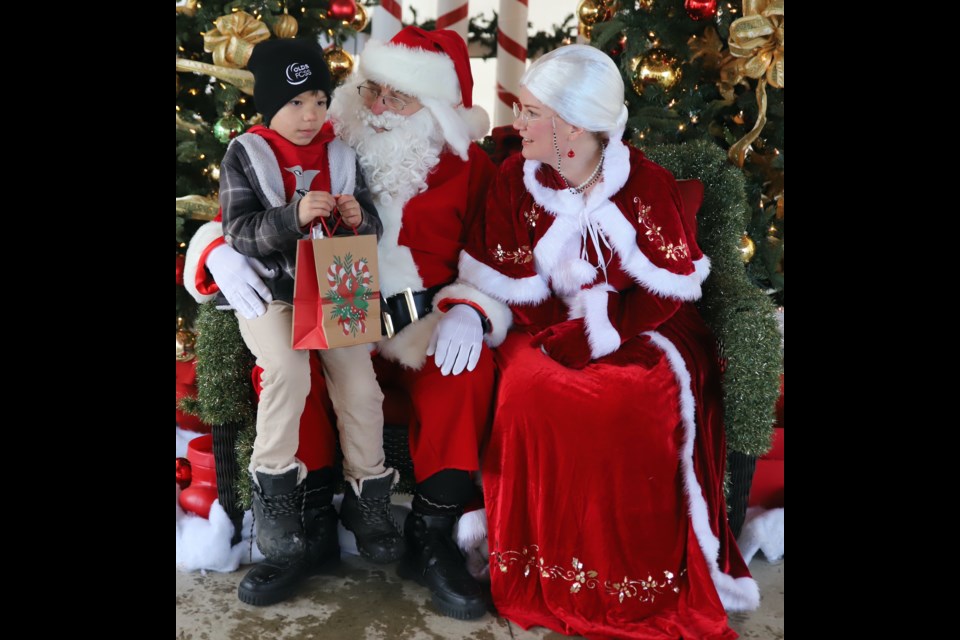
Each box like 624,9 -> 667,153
329,77 -> 445,206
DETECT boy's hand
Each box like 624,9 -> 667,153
297,191 -> 337,228
335,194 -> 363,229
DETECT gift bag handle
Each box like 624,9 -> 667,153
310,204 -> 360,239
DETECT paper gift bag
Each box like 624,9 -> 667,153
292,231 -> 381,350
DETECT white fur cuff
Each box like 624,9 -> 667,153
183,221 -> 224,303
577,284 -> 621,358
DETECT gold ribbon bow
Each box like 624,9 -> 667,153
176,1 -> 198,17
203,11 -> 270,69
176,195 -> 220,221
726,0 -> 784,167
176,58 -> 254,95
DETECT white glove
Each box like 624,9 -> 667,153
206,243 -> 277,320
426,304 -> 484,376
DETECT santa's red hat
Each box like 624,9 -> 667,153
359,26 -> 490,160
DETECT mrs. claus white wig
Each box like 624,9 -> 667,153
521,44 -> 628,141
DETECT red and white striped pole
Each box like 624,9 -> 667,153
495,0 -> 528,127
437,0 -> 469,42
372,0 -> 404,41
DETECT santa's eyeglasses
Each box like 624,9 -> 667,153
358,84 -> 410,112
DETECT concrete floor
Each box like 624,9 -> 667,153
176,548 -> 783,639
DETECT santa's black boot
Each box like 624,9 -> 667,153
397,508 -> 487,619
396,471 -> 486,618
302,468 -> 341,574
340,471 -> 405,563
237,468 -> 310,606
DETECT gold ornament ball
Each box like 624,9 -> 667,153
213,115 -> 245,143
324,46 -> 354,84
346,3 -> 369,33
578,0 -> 605,27
636,0 -> 654,10
273,14 -> 299,38
176,323 -> 197,362
738,233 -> 756,263
629,49 -> 682,95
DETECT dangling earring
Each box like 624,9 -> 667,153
567,149 -> 576,158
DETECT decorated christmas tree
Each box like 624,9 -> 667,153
581,0 -> 783,303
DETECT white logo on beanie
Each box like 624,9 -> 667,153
285,62 -> 312,85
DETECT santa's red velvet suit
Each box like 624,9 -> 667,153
448,138 -> 760,638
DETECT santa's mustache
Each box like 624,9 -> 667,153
360,108 -> 407,132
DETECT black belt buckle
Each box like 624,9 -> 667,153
382,287 -> 419,339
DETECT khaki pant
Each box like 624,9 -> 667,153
237,301 -> 386,482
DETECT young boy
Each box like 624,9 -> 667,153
218,39 -> 403,606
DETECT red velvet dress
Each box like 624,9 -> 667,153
457,142 -> 757,639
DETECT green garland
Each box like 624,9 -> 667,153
178,303 -> 256,506
645,140 -> 782,456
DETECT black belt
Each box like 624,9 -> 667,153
381,285 -> 446,338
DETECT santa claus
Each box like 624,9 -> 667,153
183,27 -> 501,619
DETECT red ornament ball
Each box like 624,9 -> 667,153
608,35 -> 627,58
176,457 -> 192,490
684,0 -> 717,21
176,253 -> 186,286
328,0 -> 357,21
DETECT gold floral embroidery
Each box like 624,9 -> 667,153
494,545 -> 682,604
491,243 -> 533,264
523,203 -> 541,230
608,571 -> 680,603
634,197 -> 689,261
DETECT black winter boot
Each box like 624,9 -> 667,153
237,468 -> 310,606
339,472 -> 405,563
302,468 -> 341,575
397,510 -> 487,620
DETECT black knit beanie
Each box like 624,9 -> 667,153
247,39 -> 333,125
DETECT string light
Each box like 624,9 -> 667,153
678,123 -> 685,131
199,154 -> 206,160
180,243 -> 187,249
